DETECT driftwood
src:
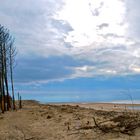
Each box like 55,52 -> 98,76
78,114 -> 140,136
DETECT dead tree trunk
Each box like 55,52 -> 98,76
1,46 -> 6,111
3,44 -> 11,110
9,42 -> 16,110
0,24 -> 17,112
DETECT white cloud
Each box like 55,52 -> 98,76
125,0 -> 140,40
56,0 -> 127,47
129,65 -> 140,73
1,0 -> 140,83
0,0 -> 68,57
54,0 -> 140,77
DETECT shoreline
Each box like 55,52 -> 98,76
31,100 -> 140,111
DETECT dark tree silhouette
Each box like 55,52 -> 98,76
0,24 -> 16,113
9,40 -> 16,110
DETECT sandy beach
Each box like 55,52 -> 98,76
55,102 -> 140,112
0,100 -> 140,140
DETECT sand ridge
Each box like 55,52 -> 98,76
0,100 -> 140,140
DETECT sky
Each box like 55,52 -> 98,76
0,0 -> 140,103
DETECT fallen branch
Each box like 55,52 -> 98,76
93,115 -> 140,135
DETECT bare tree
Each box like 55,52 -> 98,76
0,26 -> 7,112
9,41 -> 16,110
0,24 -> 16,112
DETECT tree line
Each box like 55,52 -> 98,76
0,24 -> 16,113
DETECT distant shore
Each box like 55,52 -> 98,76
47,102 -> 140,111
23,100 -> 140,111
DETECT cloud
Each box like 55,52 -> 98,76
14,56 -> 72,83
1,0 -> 140,84
14,55 -> 95,84
0,0 -> 72,57
89,1 -> 104,16
125,0 -> 140,40
97,23 -> 109,30
55,0 -> 140,77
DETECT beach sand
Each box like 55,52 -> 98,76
0,100 -> 140,140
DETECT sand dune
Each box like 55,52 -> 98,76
0,100 -> 140,140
